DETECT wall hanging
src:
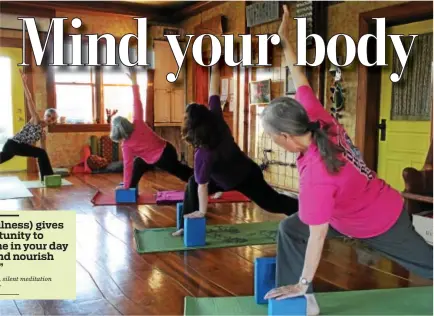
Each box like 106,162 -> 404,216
329,62 -> 345,120
249,79 -> 271,105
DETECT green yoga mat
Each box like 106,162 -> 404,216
23,179 -> 73,189
134,221 -> 279,253
184,286 -> 433,315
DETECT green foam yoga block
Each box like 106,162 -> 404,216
44,175 -> 62,187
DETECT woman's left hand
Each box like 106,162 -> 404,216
184,211 -> 206,219
264,283 -> 308,300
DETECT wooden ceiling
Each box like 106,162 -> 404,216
1,1 -> 222,24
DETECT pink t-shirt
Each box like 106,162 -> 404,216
122,85 -> 166,188
296,85 -> 403,238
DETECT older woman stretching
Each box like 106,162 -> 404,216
262,6 -> 432,315
0,70 -> 57,180
110,68 -> 192,189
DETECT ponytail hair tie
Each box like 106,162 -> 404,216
307,120 -> 321,132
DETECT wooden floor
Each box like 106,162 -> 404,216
0,171 -> 431,315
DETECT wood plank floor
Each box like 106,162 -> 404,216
0,171 -> 431,315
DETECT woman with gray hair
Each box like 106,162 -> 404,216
262,6 -> 432,315
110,68 -> 192,190
0,70 -> 57,180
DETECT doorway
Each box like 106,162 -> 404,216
0,46 -> 26,172
377,20 -> 432,191
356,1 -> 433,181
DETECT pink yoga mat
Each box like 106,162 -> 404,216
91,190 -> 250,206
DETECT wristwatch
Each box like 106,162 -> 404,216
299,277 -> 311,286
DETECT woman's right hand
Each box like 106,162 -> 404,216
19,69 -> 27,82
126,67 -> 137,84
278,5 -> 291,46
184,210 -> 206,219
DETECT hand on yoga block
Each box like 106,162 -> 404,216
115,188 -> 137,203
176,203 -> 184,230
44,175 -> 61,187
184,217 -> 206,247
255,257 -> 277,304
268,296 -> 307,316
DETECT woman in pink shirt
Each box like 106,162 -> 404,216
262,6 -> 432,315
110,69 -> 192,189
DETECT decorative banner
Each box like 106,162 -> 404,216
295,1 -> 314,46
246,1 -> 279,28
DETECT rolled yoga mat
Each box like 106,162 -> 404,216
91,190 -> 250,206
134,221 -> 279,253
0,177 -> 33,200
184,286 -> 433,315
22,179 -> 73,189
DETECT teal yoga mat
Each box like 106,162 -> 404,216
184,286 -> 433,315
134,221 -> 279,253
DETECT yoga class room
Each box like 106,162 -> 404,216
0,1 -> 432,315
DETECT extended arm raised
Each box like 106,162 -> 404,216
19,70 -> 41,123
279,5 -> 310,89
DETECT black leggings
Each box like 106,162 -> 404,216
0,139 -> 54,179
179,164 -> 298,228
129,142 -> 193,188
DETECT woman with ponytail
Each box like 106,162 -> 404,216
262,5 -> 432,315
110,68 -> 192,189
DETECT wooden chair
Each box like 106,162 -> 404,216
402,140 -> 433,215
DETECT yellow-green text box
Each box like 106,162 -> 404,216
0,211 -> 76,300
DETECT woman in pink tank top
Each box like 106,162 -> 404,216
261,6 -> 432,315
110,69 -> 192,189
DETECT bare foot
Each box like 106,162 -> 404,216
211,192 -> 223,199
172,228 -> 184,237
306,294 -> 320,316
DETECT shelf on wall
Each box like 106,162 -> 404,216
401,192 -> 433,204
154,122 -> 182,127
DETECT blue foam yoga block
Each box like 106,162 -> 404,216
115,188 -> 137,203
268,296 -> 307,316
184,217 -> 206,247
176,203 -> 184,230
255,257 -> 277,304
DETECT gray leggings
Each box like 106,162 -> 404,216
277,208 -> 433,293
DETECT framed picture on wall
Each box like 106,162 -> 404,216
249,79 -> 271,105
285,66 -> 297,95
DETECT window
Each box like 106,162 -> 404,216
48,39 -> 147,129
52,41 -> 95,123
101,46 -> 147,123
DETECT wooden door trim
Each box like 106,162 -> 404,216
146,69 -> 155,129
356,1 -> 433,171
